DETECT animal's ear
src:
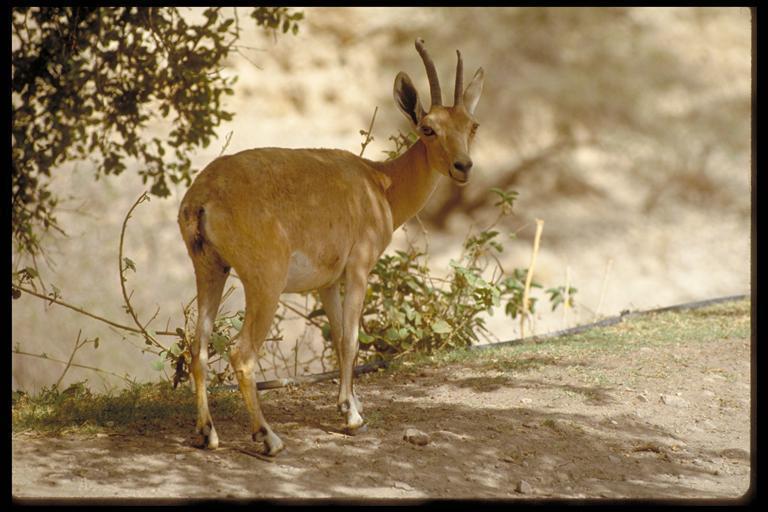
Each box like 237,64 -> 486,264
463,67 -> 485,115
393,72 -> 425,127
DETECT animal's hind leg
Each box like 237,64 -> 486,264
190,255 -> 230,449
230,273 -> 286,456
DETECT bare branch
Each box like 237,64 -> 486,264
118,192 -> 168,352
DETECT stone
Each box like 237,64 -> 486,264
516,480 -> 533,494
660,394 -> 689,407
403,428 -> 430,446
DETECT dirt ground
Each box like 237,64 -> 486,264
12,317 -> 752,503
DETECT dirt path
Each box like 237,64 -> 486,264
12,326 -> 751,501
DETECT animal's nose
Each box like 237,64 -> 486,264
453,158 -> 473,174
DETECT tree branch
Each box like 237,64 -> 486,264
14,284 -> 177,337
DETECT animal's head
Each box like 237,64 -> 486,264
393,38 -> 485,185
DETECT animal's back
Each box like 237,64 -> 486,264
178,147 -> 394,291
183,147 -> 389,222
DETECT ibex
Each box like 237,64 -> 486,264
178,38 -> 484,455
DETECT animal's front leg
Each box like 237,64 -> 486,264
337,262 -> 371,433
320,282 -> 364,417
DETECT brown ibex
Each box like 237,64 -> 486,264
178,38 -> 484,455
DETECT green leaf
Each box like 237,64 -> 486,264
152,359 -> 165,371
431,319 -> 452,334
228,316 -> 243,331
211,332 -> 228,354
123,257 -> 136,272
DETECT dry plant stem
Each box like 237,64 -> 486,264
13,350 -> 133,384
15,285 -> 178,337
595,258 -> 614,320
55,329 -> 84,389
359,106 -> 379,157
218,130 -> 234,157
436,309 -> 476,352
279,299 -> 325,330
118,192 -> 165,352
563,265 -> 571,329
521,219 -> 544,339
229,273 -> 324,331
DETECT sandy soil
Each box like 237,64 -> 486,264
12,324 -> 751,501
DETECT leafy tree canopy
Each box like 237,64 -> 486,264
11,6 -> 303,260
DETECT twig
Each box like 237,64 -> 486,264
218,130 -> 234,157
55,329 -> 84,389
563,265 -> 571,329
143,305 -> 162,331
279,300 -> 325,330
521,219 -> 544,339
594,258 -> 613,320
118,192 -> 166,352
13,350 -> 134,384
359,106 -> 378,158
14,285 -> 178,337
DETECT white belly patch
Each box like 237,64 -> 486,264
285,250 -> 321,292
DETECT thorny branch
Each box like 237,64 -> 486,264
118,192 -> 167,353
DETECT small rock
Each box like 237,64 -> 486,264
608,455 -> 621,464
96,433 -> 108,438
393,481 -> 414,491
516,480 -> 533,494
720,448 -> 749,460
636,394 -> 649,402
403,428 -> 430,446
105,421 -> 115,427
520,398 -> 533,404
660,394 -> 689,407
175,454 -> 185,460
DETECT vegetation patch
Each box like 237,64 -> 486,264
12,299 -> 749,435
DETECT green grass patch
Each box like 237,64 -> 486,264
391,298 -> 750,372
11,380 -> 245,435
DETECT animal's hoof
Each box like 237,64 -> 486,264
265,438 -> 285,457
344,422 -> 368,436
192,424 -> 219,449
253,428 -> 284,457
352,393 -> 363,414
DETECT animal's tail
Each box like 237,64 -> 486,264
179,200 -> 231,275
178,203 -> 207,256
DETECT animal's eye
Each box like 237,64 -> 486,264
471,123 -> 479,134
421,125 -> 435,137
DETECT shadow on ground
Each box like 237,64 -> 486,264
12,360 -> 741,499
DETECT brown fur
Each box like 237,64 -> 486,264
177,39 -> 485,456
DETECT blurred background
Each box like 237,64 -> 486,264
12,7 -> 752,393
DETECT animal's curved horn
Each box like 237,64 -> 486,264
415,38 -> 442,107
454,50 -> 464,107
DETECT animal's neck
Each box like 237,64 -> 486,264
369,140 -> 443,231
